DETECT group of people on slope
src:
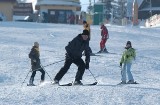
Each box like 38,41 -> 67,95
83,20 -> 109,54
27,22 -> 136,86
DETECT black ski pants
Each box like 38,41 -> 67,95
54,57 -> 85,81
31,65 -> 45,81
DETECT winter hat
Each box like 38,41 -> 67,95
83,20 -> 87,24
100,23 -> 105,29
126,41 -> 131,45
82,30 -> 89,36
126,41 -> 132,48
34,42 -> 39,47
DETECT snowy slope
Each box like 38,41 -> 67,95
0,22 -> 160,105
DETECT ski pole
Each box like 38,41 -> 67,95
32,59 -> 65,72
41,64 -> 53,81
120,63 -> 125,78
21,69 -> 31,87
87,69 -> 98,84
43,59 -> 65,67
21,59 -> 65,86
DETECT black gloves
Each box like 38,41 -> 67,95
85,62 -> 89,69
32,59 -> 37,66
120,63 -> 122,67
66,53 -> 73,60
126,55 -> 129,58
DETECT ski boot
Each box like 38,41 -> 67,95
73,80 -> 83,85
97,50 -> 102,53
90,53 -> 96,56
52,79 -> 59,85
103,48 -> 109,53
40,80 -> 45,84
127,80 -> 137,84
118,81 -> 126,85
27,77 -> 36,86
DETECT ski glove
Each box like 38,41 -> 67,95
31,59 -> 37,66
126,55 -> 129,58
66,53 -> 74,60
33,59 -> 36,62
85,62 -> 89,69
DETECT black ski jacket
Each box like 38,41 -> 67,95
29,46 -> 40,66
65,34 -> 90,63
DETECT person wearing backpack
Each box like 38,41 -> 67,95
119,41 -> 136,84
28,42 -> 45,86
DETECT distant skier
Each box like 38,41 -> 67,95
119,41 -> 136,84
98,23 -> 109,53
83,20 -> 90,38
28,42 -> 45,86
83,20 -> 93,55
53,30 -> 90,85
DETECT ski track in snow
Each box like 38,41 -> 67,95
0,22 -> 160,105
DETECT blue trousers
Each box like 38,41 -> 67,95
121,63 -> 134,82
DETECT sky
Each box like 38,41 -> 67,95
0,21 -> 160,105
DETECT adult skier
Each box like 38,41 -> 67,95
53,30 -> 90,85
119,41 -> 136,84
28,42 -> 45,86
98,23 -> 109,53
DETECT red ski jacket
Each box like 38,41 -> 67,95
101,25 -> 109,40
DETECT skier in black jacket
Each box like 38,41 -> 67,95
53,30 -> 90,85
28,42 -> 45,86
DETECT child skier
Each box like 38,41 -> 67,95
28,42 -> 45,86
98,23 -> 109,53
119,41 -> 136,84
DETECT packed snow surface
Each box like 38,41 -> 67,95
0,22 -> 160,105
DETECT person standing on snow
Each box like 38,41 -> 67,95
83,20 -> 93,55
119,41 -> 136,84
53,30 -> 90,85
28,42 -> 45,86
98,23 -> 109,53
83,20 -> 90,39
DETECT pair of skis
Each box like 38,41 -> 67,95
117,81 -> 139,85
60,81 -> 138,86
59,82 -> 98,86
27,81 -> 139,86
27,82 -> 98,86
